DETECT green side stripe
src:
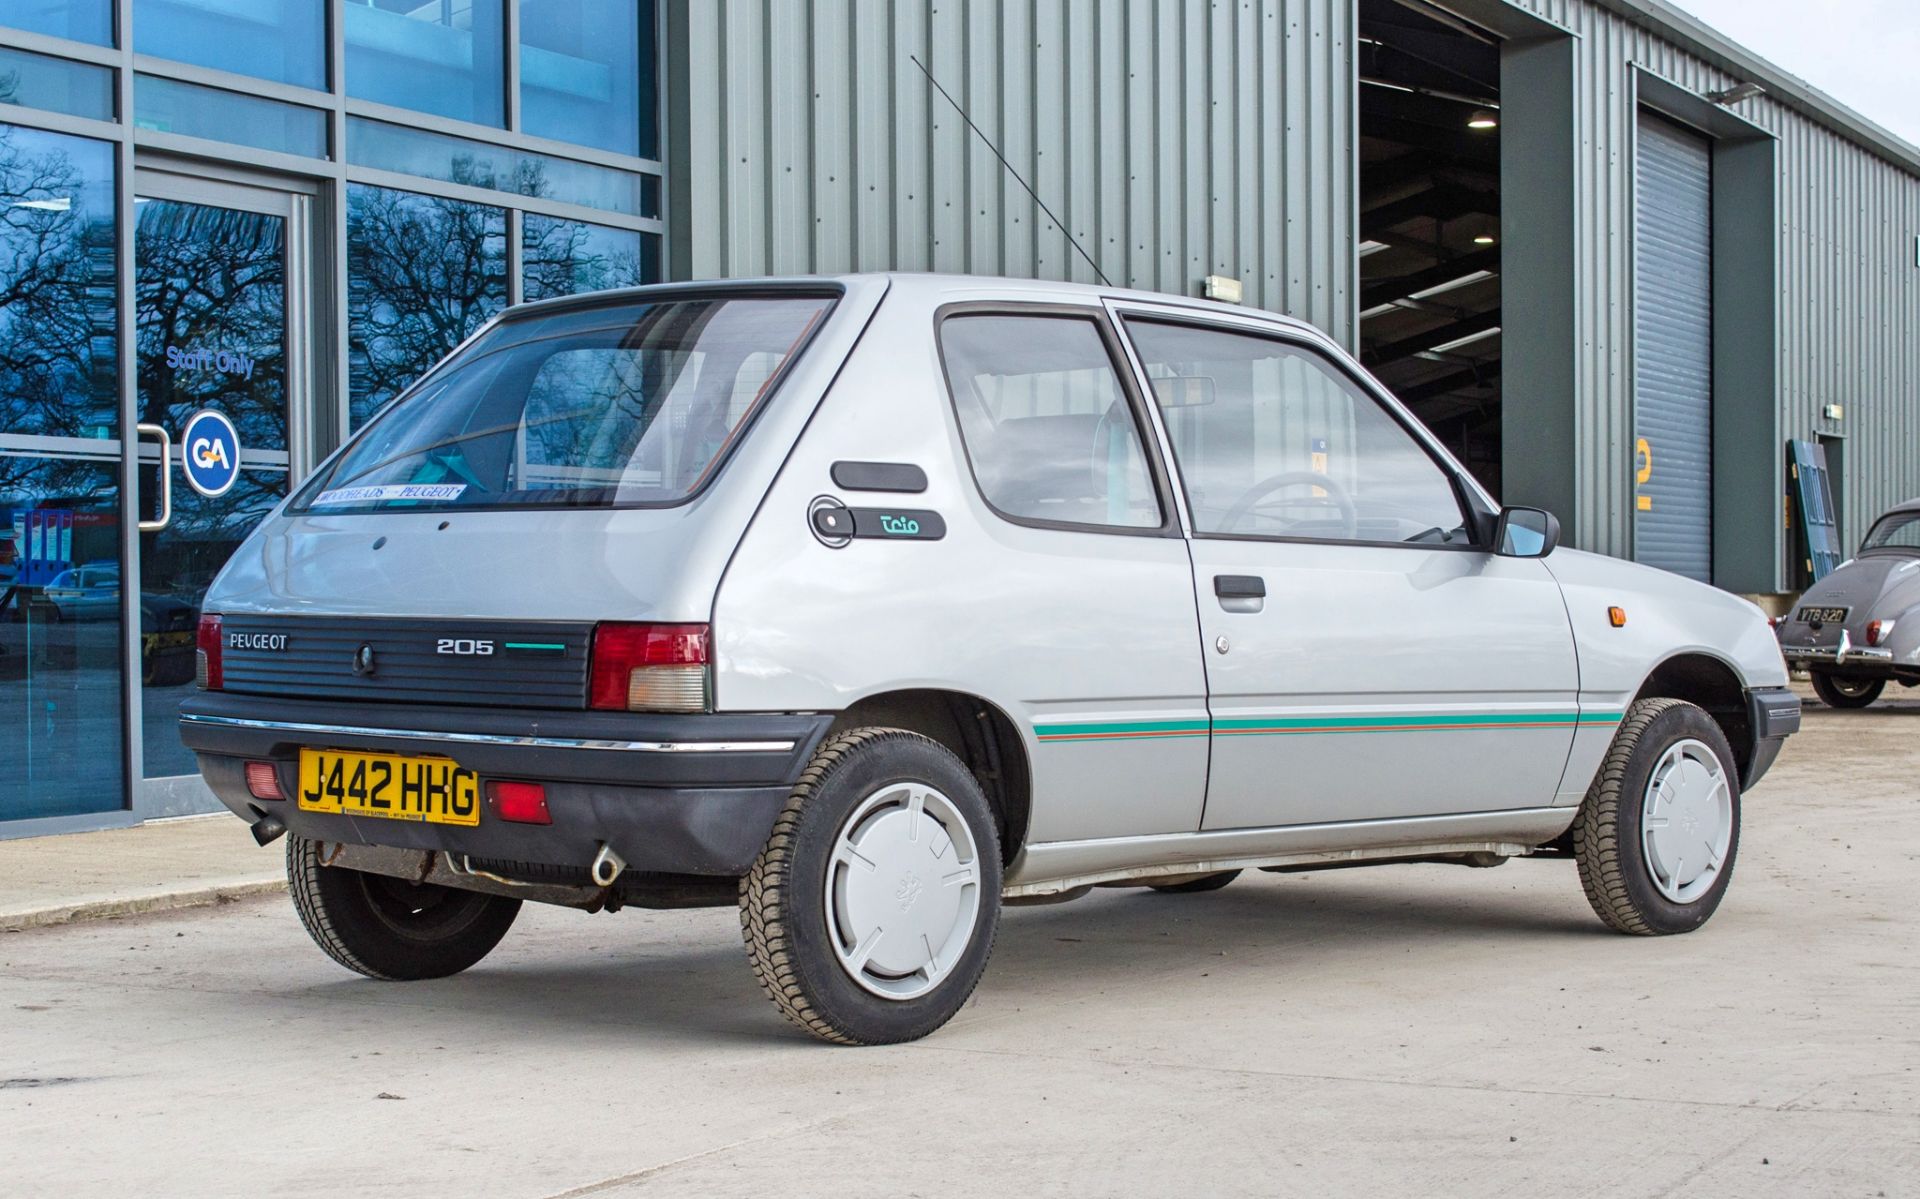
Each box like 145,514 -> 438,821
1035,710 -> 1625,742
504,641 -> 567,652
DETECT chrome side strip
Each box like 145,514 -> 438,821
179,713 -> 795,754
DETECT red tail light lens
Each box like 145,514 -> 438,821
589,623 -> 710,712
244,760 -> 284,801
196,613 -> 223,689
1867,619 -> 1892,646
485,780 -> 551,825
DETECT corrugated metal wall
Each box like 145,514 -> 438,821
1514,0 -> 1920,560
672,0 -> 1356,343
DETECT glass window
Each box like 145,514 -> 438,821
346,0 -> 505,128
0,48 -> 113,120
1125,320 -> 1469,545
0,0 -> 111,46
134,0 -> 324,90
347,118 -> 655,217
938,315 -> 1162,531
347,184 -> 508,428
304,295 -> 834,513
1862,511 -> 1920,552
0,124 -> 117,441
520,0 -> 655,158
134,75 -> 328,159
523,216 -> 657,301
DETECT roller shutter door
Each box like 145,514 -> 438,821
1632,112 -> 1713,582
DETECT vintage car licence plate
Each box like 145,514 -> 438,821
1797,606 -> 1849,623
296,749 -> 480,826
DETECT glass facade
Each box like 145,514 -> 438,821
0,1 -> 663,832
0,1 -> 113,46
347,184 -> 508,428
133,0 -> 326,90
521,0 -> 654,157
134,75 -> 329,158
346,0 -> 506,128
0,47 -> 115,121
0,125 -> 124,822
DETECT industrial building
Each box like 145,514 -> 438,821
2,0 -> 1916,833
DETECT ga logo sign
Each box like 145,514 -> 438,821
181,409 -> 241,498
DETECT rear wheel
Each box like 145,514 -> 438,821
1148,870 -> 1240,894
1810,671 -> 1884,709
287,835 -> 521,980
1573,699 -> 1740,936
740,728 -> 1002,1045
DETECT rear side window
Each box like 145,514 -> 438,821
1862,511 -> 1920,551
938,314 -> 1162,531
298,294 -> 833,513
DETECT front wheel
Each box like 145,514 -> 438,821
740,728 -> 1002,1045
1810,671 -> 1884,709
287,835 -> 521,980
1573,699 -> 1740,936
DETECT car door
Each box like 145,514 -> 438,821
1111,305 -> 1581,830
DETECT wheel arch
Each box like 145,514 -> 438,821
827,688 -> 1032,866
1631,651 -> 1753,782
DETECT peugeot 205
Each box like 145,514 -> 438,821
181,275 -> 1799,1045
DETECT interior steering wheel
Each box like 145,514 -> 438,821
1220,470 -> 1358,538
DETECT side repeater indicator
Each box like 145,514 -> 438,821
1608,606 -> 1628,628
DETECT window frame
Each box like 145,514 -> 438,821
933,301 -> 1182,540
1113,310 -> 1494,553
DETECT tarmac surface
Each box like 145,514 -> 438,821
2,683 -> 1916,1197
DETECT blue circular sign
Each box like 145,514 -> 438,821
181,409 -> 240,498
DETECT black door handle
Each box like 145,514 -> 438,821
1214,574 -> 1265,599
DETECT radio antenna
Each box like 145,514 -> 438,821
909,53 -> 1112,287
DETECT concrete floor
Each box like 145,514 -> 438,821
2,685 -> 1916,1197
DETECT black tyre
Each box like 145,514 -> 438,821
1148,869 -> 1241,894
1573,698 -> 1741,936
287,835 -> 521,980
1810,671 -> 1884,709
740,728 -> 1003,1045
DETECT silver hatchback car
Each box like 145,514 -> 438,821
182,274 -> 1798,1044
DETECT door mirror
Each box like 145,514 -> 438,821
1495,506 -> 1560,558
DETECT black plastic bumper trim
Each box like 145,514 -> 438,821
1743,687 -> 1800,788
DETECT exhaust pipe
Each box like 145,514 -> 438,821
589,842 -> 626,887
250,813 -> 287,846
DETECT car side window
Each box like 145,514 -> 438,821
1124,319 -> 1470,545
938,314 -> 1163,531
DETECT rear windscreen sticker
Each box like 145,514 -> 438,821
312,483 -> 468,506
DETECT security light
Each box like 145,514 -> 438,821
1467,109 -> 1498,129
1705,81 -> 1765,106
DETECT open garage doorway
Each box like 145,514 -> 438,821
1357,0 -> 1503,495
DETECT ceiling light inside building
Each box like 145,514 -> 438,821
1473,234 -> 1496,245
1467,109 -> 1498,130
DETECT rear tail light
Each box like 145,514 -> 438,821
1867,619 -> 1894,646
485,780 -> 552,825
244,760 -> 284,801
589,623 -> 710,713
196,613 -> 223,689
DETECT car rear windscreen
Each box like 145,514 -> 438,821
296,293 -> 835,513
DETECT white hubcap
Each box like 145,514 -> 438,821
1640,738 -> 1733,904
827,783 -> 982,1001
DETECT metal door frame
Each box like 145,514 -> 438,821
126,163 -> 317,819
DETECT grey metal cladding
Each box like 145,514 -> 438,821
219,616 -> 593,709
673,0 -> 1356,344
1510,0 -> 1920,560
1633,111 -> 1714,582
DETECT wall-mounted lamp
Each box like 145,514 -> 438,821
1467,109 -> 1498,129
1705,81 -> 1765,106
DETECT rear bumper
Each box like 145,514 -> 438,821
1781,643 -> 1894,667
1743,687 -> 1800,789
180,693 -> 832,876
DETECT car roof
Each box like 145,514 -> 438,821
1880,497 -> 1920,518
502,271 -> 1326,338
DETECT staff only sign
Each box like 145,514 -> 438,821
181,409 -> 241,498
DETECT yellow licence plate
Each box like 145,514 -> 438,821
296,749 -> 480,826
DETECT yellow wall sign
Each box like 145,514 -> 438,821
1634,437 -> 1653,511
